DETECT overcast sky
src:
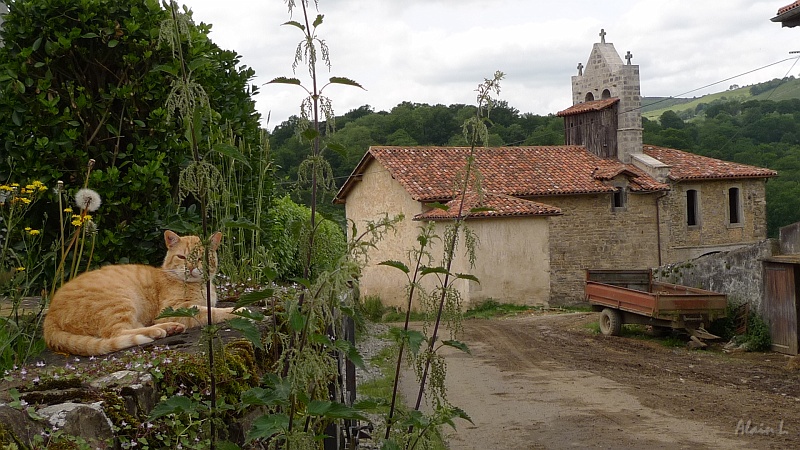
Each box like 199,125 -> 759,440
180,0 -> 800,130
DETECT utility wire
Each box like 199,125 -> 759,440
630,56 -> 800,115
274,56 -> 800,185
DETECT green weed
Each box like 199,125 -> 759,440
463,299 -> 536,319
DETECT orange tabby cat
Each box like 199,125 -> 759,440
44,230 -> 237,356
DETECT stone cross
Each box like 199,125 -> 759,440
599,28 -> 606,43
625,51 -> 633,65
577,62 -> 584,76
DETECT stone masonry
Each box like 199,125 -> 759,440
659,178 -> 769,263
542,191 -> 660,304
572,30 -> 642,163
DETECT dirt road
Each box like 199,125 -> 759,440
402,312 -> 800,449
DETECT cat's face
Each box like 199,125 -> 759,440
162,231 -> 222,282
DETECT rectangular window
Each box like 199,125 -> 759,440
729,187 -> 741,224
612,188 -> 625,210
687,189 -> 699,227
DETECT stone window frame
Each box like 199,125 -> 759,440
726,185 -> 745,228
611,183 -> 627,212
685,186 -> 701,229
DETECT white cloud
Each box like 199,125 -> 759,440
180,0 -> 800,129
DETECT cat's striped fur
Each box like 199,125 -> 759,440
43,230 -> 236,356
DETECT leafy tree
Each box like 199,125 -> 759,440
659,110 -> 685,129
0,0 -> 263,266
385,128 -> 418,146
268,195 -> 346,280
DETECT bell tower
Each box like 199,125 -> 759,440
568,29 -> 642,163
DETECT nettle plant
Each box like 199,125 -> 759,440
140,0 -> 498,448
380,73 -> 504,448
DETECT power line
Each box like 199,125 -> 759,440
633,56 -> 800,114
274,56 -> 800,181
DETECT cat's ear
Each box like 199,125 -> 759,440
164,230 -> 181,249
210,232 -> 222,251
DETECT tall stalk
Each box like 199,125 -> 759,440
269,1 -> 363,442
384,224 -> 434,439
300,0 -> 320,285
161,2 -> 218,446
270,0 -> 362,285
409,72 -> 504,437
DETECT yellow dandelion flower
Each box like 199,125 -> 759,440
0,185 -> 13,191
28,229 -> 40,236
24,227 -> 31,231
13,197 -> 31,205
63,207 -> 73,213
15,267 -> 25,272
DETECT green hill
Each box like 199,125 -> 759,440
642,77 -> 800,120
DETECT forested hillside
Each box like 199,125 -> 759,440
270,96 -> 800,237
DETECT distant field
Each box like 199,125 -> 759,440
641,77 -> 800,121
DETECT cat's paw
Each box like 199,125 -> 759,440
156,322 -> 186,336
211,307 -> 237,322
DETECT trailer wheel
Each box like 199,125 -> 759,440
599,308 -> 622,336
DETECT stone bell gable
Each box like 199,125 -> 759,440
565,29 -> 642,163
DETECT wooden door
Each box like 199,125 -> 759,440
764,263 -> 799,355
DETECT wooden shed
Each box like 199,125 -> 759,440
762,255 -> 800,355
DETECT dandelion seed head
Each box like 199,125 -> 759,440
75,188 -> 102,212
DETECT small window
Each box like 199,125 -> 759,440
612,187 -> 626,210
687,189 -> 699,227
601,89 -> 611,99
729,187 -> 741,224
585,92 -> 595,102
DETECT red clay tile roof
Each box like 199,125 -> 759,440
591,166 -> 639,180
778,1 -> 800,15
334,146 -> 670,204
557,98 -> 619,116
414,192 -> 561,221
642,145 -> 778,181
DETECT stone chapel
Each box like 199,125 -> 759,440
334,31 -> 777,308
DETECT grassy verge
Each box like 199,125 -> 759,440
358,328 -> 450,449
364,296 -> 592,323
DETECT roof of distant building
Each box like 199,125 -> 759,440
642,145 -> 778,181
335,144 -> 777,204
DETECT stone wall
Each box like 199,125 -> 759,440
654,239 -> 778,314
544,191 -> 661,305
659,178 -> 769,263
780,222 -> 800,254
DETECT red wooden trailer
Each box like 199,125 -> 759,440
585,269 -> 727,337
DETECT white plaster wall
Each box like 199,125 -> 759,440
344,158 -> 427,308
431,217 -> 551,308
344,159 -> 552,310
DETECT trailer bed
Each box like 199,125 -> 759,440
585,269 -> 727,335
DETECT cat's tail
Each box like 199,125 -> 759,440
44,328 -> 156,357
